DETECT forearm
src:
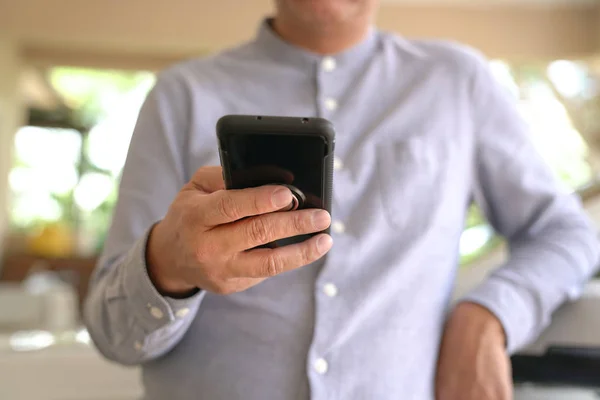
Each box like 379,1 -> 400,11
84,230 -> 204,365
462,210 -> 599,354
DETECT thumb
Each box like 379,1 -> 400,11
186,166 -> 225,193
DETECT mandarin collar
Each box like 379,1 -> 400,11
253,18 -> 380,70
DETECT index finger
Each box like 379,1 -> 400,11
185,166 -> 225,194
228,233 -> 333,278
201,185 -> 294,226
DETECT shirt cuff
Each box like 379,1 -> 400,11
122,228 -> 205,331
459,276 -> 538,354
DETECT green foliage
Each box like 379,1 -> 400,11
10,67 -> 155,250
460,236 -> 503,267
465,204 -> 486,229
460,204 -> 501,266
49,67 -> 153,128
12,61 -> 598,262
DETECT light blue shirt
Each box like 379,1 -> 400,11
84,20 -> 599,400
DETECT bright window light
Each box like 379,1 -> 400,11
547,60 -> 586,99
11,193 -> 63,226
75,328 -> 91,345
460,225 -> 494,257
73,172 -> 114,212
489,60 -> 519,99
9,165 -> 78,196
9,330 -> 56,352
14,126 -> 81,168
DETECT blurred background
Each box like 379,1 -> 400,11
1,0 -> 600,399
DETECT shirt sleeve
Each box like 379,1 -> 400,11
83,68 -> 205,365
460,54 -> 600,354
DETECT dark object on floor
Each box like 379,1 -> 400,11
512,346 -> 600,388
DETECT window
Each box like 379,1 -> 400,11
9,67 -> 155,256
459,60 -> 598,265
9,62 -> 598,261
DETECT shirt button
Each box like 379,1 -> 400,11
333,157 -> 343,171
149,306 -> 164,320
331,221 -> 346,234
321,56 -> 336,72
323,283 -> 338,297
324,98 -> 338,111
314,358 -> 329,374
175,308 -> 190,318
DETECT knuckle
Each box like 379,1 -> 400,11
247,218 -> 271,244
204,271 -> 232,295
192,166 -> 207,181
262,254 -> 284,277
194,239 -> 219,263
216,194 -> 240,221
252,192 -> 264,214
301,241 -> 316,264
291,213 -> 306,233
194,245 -> 209,263
212,283 -> 233,295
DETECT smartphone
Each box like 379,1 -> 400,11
216,114 -> 335,246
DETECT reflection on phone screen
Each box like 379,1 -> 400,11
226,133 -> 326,210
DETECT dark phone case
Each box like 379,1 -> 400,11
216,114 -> 335,238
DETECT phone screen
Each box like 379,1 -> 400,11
225,133 -> 326,210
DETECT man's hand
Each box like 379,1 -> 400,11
146,166 -> 332,297
435,302 -> 513,400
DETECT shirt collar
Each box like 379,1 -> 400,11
253,18 -> 381,70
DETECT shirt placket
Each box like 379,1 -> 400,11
307,55 -> 356,400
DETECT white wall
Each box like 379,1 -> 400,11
0,0 -> 597,68
0,39 -> 24,259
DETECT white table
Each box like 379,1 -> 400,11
0,331 -> 142,400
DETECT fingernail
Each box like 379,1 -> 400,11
272,187 -> 293,208
316,235 -> 333,254
312,210 -> 331,230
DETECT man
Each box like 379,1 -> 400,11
84,1 -> 599,399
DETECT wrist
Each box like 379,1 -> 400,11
146,222 -> 197,297
453,302 -> 507,345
